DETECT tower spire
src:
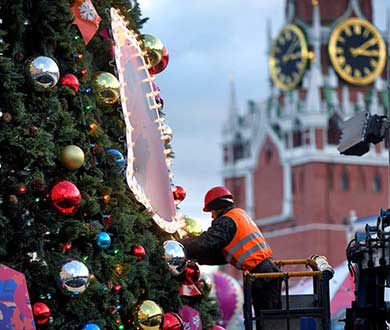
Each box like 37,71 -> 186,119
266,18 -> 275,97
312,1 -> 321,66
229,75 -> 239,130
305,1 -> 322,113
286,0 -> 295,22
266,18 -> 272,52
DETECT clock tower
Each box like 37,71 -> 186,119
221,0 -> 389,270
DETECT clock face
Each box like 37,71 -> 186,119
329,17 -> 386,85
269,24 -> 309,91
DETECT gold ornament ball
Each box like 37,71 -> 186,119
93,72 -> 120,106
143,34 -> 164,68
136,300 -> 164,330
185,217 -> 203,237
198,272 -> 214,296
60,145 -> 85,170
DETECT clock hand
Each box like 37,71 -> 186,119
282,40 -> 299,62
282,52 -> 301,62
349,49 -> 380,57
350,38 -> 377,56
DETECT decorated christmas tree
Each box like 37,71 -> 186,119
0,1 -> 219,329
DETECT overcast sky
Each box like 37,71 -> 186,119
138,0 -> 389,222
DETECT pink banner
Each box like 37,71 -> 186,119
0,264 -> 36,329
111,9 -> 181,233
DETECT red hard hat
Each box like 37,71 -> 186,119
203,186 -> 233,212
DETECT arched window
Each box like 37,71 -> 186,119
327,113 -> 342,145
341,168 -> 349,191
292,119 -> 303,147
373,172 -> 381,193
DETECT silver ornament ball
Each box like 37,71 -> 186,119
59,260 -> 90,295
29,56 -> 60,89
163,240 -> 187,276
127,0 -> 136,11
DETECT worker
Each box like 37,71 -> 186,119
180,186 -> 281,322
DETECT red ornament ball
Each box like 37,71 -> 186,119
213,326 -> 226,330
162,312 -> 184,330
131,245 -> 146,261
60,73 -> 79,92
149,46 -> 169,75
183,261 -> 200,285
33,302 -> 51,325
173,186 -> 186,203
50,180 -> 81,215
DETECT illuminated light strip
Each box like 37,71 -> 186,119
150,104 -> 161,110
111,8 -> 184,234
137,65 -> 149,71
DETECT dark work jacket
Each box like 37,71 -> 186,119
180,206 -> 237,265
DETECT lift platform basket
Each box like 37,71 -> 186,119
243,256 -> 334,330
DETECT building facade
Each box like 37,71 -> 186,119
222,0 -> 389,268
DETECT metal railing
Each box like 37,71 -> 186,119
243,256 -> 334,330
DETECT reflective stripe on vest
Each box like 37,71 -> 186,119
236,241 -> 270,269
223,208 -> 272,271
225,231 -> 264,263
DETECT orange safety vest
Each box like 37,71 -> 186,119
223,208 -> 272,271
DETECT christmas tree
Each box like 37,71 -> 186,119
0,1 -> 219,329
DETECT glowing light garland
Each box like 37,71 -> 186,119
111,9 -> 184,234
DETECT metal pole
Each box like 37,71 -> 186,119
243,274 -> 253,330
387,9 -> 390,208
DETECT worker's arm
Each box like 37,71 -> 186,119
180,216 -> 236,265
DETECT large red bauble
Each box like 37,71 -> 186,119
162,312 -> 184,330
172,186 -> 186,203
50,180 -> 81,215
149,46 -> 169,75
131,244 -> 146,261
60,73 -> 80,92
33,302 -> 51,325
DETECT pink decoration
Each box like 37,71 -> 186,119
111,9 -> 180,233
212,271 -> 243,328
178,305 -> 202,330
0,264 -> 36,329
